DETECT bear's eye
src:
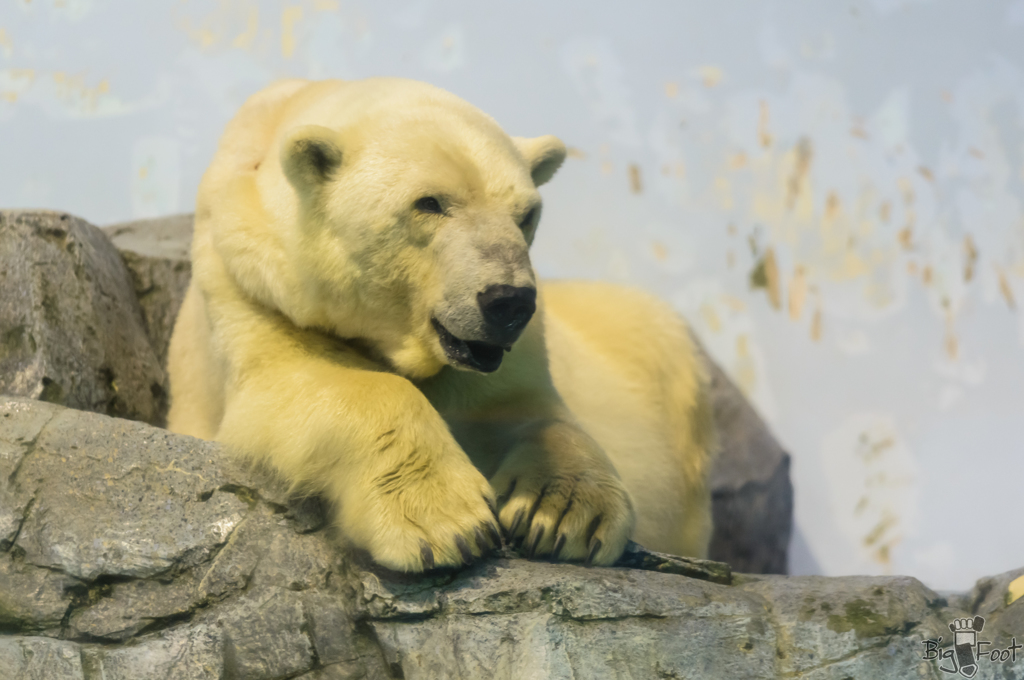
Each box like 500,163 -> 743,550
414,196 -> 444,214
519,208 -> 537,231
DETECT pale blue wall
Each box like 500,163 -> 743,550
2,0 -> 1023,590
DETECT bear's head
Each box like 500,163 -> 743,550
272,79 -> 565,379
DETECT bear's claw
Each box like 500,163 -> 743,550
526,525 -> 545,559
477,524 -> 497,553
455,535 -> 474,565
486,497 -> 502,530
485,522 -> 503,549
419,540 -> 435,570
508,508 -> 526,538
552,533 -> 567,560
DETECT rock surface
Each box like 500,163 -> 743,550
101,214 -> 193,368
700,343 -> 794,574
0,211 -> 167,426
0,396 -> 1021,679
98,213 -> 794,575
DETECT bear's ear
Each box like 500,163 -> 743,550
514,135 -> 567,187
281,125 -> 344,191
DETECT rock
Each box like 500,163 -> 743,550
12,402 -> 250,581
101,213 -> 796,575
958,566 -> 1024,654
0,552 -> 78,635
964,566 -> 1024,617
736,574 -> 950,678
101,214 -> 193,369
0,636 -> 84,680
0,396 -> 367,679
81,624 -> 224,680
213,589 -> 316,679
0,397 -> 1022,679
0,210 -> 167,426
0,397 -> 58,550
66,572 -> 199,641
366,559 -> 776,679
699,342 -> 794,574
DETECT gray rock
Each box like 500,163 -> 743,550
615,539 -> 732,584
193,509 -> 269,603
0,397 -> 1021,679
0,553 -> 78,635
80,624 -> 224,680
213,589 -> 316,679
366,559 -> 777,679
194,503 -> 341,603
9,400 -> 249,581
0,211 -> 167,426
101,214 -> 193,369
737,574 -> 950,678
963,566 -> 1024,618
301,591 -> 361,667
0,636 -> 84,680
700,342 -> 794,574
66,572 -> 198,641
958,566 -> 1024,655
0,398 -> 60,550
296,664 -> 386,680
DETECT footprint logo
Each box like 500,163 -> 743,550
950,616 -> 985,678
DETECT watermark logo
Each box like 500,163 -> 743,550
921,615 -> 1021,678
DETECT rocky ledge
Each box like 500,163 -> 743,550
0,397 -> 1022,679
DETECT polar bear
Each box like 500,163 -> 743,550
167,78 -> 715,572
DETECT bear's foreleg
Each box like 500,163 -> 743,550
209,314 -> 501,573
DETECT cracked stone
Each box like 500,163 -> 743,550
284,494 -> 328,534
211,588 -> 316,680
0,397 -> 61,549
615,540 -> 732,584
194,508 -> 273,603
301,591 -> 360,666
960,566 -> 1024,653
1,378 -> 1023,679
0,211 -> 166,426
12,402 -> 249,580
965,566 -> 1024,617
360,571 -> 444,620
66,571 -> 199,641
0,553 -> 78,634
80,623 -> 223,680
295,663 -> 385,680
736,574 -> 950,678
0,636 -> 84,680
368,558 -> 778,679
101,214 -> 193,371
251,521 -> 340,591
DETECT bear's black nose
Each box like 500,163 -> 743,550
478,285 -> 537,338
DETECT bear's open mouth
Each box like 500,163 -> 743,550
431,318 -> 506,373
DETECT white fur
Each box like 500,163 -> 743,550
167,78 -> 715,572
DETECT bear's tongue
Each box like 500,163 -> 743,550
431,318 -> 505,373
